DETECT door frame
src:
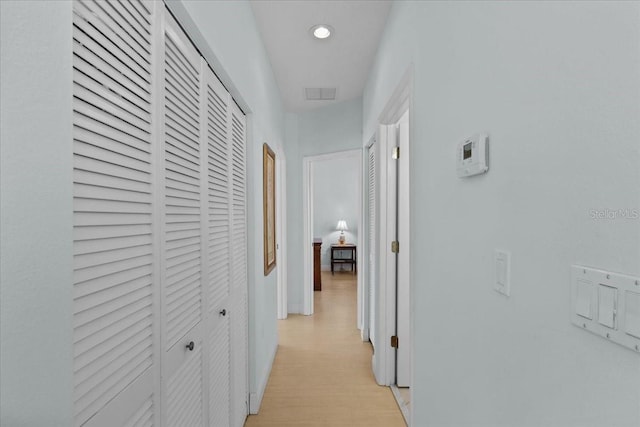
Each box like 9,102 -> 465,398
302,149 -> 363,319
276,147 -> 288,320
371,66 -> 413,394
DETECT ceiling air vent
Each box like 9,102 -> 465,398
305,87 -> 337,101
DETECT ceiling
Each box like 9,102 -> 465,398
250,0 -> 392,113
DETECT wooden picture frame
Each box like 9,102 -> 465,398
263,143 -> 276,275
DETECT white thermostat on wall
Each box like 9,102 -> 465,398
457,134 -> 489,178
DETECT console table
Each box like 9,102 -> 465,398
331,244 -> 356,275
313,238 -> 322,291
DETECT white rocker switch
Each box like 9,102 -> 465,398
598,284 -> 618,329
624,291 -> 640,339
575,279 -> 593,320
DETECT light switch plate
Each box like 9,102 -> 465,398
571,265 -> 640,353
495,250 -> 511,297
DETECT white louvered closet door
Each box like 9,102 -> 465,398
72,1 -> 156,426
229,103 -> 249,427
162,11 -> 205,427
202,60 -> 232,427
368,143 -> 377,349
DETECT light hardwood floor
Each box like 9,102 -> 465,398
244,271 -> 406,427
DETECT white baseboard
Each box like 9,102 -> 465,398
321,264 -> 331,271
287,303 -> 303,314
249,340 -> 278,414
391,385 -> 411,426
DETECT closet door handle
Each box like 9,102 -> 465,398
219,309 -> 227,316
185,341 -> 195,351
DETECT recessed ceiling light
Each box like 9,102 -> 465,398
310,24 -> 333,40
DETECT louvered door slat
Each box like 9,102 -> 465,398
74,269 -> 152,313
72,1 -> 154,426
74,296 -> 151,345
74,233 -> 152,254
75,327 -> 152,390
77,0 -> 151,58
165,41 -> 199,97
91,0 -> 151,40
74,72 -> 151,125
73,38 -> 149,103
74,100 -> 151,150
113,0 -> 151,36
74,0 -> 150,71
74,87 -> 150,138
74,250 -> 150,275
73,55 -> 150,115
74,223 -> 152,242
74,129 -> 150,166
73,113 -> 151,156
161,13 -> 205,427
165,85 -> 200,129
73,15 -> 150,92
126,0 -> 152,25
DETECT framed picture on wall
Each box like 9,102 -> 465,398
263,143 -> 276,275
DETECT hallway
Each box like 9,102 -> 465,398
245,272 -> 405,426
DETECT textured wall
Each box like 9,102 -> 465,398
364,1 -> 640,426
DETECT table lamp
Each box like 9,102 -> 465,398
336,220 -> 348,245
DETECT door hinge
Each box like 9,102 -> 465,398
391,240 -> 399,253
391,335 -> 399,348
392,146 -> 400,159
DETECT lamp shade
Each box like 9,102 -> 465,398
336,220 -> 348,232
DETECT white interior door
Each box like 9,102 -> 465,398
229,103 -> 249,427
72,1 -> 157,425
162,11 -> 205,426
202,58 -> 233,427
367,141 -> 377,348
396,111 -> 411,387
73,3 -> 248,426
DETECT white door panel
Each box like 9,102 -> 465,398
72,1 -> 155,425
203,57 -> 233,427
396,111 -> 411,387
230,103 -> 249,427
368,142 -> 377,348
162,10 -> 206,426
73,3 -> 248,427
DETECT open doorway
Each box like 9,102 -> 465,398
302,149 -> 363,328
368,67 -> 413,426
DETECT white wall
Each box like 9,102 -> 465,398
170,0 -> 285,411
312,157 -> 359,268
0,2 -> 74,426
364,2 -> 640,426
284,98 -> 362,312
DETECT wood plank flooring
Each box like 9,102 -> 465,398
244,271 -> 406,427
